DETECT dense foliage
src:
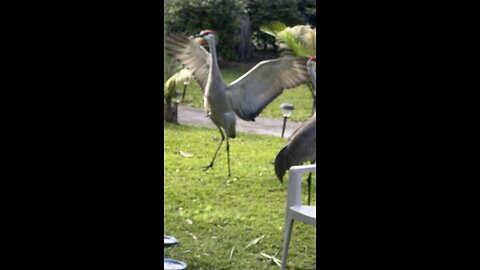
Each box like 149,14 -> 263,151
164,0 -> 245,61
164,0 -> 316,60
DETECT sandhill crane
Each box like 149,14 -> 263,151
274,56 -> 316,204
165,30 -> 311,177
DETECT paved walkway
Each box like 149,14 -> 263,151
177,105 -> 302,138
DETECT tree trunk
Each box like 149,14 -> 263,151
236,15 -> 253,61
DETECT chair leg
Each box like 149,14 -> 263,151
281,216 -> 294,270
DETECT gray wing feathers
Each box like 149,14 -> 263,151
226,57 -> 310,121
165,33 -> 211,93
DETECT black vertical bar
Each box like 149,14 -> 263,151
281,116 -> 287,138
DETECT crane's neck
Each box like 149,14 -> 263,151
206,37 -> 224,83
308,65 -> 316,91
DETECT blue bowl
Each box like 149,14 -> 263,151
164,235 -> 179,247
164,258 -> 187,270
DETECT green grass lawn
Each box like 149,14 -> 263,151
179,66 -> 315,122
164,122 -> 316,269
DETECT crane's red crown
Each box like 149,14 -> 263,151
309,56 -> 316,62
200,29 -> 216,36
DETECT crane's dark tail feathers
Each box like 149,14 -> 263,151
274,147 -> 288,183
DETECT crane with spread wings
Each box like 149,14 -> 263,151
166,30 -> 311,177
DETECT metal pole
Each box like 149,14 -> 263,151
281,116 -> 287,138
181,83 -> 187,102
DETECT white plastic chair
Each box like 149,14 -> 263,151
281,164 -> 316,270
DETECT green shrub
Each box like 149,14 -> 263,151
164,0 -> 246,61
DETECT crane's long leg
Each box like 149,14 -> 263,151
226,135 -> 231,177
204,126 -> 225,172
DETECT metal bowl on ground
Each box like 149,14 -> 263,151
164,258 -> 187,270
164,235 -> 178,247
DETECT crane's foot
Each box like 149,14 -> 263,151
203,163 -> 214,171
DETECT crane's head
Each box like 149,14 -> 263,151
198,29 -> 216,37
191,29 -> 217,46
307,55 -> 316,69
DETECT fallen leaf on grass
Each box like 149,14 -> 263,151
260,251 -> 282,267
187,232 -> 197,240
179,151 -> 193,157
260,252 -> 272,259
229,246 -> 235,260
272,256 -> 282,267
245,234 -> 265,249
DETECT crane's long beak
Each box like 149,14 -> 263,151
191,35 -> 208,47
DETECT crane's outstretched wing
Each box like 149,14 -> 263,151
226,57 -> 310,121
165,33 -> 211,93
274,114 -> 316,182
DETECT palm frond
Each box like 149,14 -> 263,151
277,30 -> 311,57
164,75 -> 176,99
259,21 -> 287,37
260,21 -> 316,58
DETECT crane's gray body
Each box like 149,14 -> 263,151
274,113 -> 316,181
203,42 -> 236,138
